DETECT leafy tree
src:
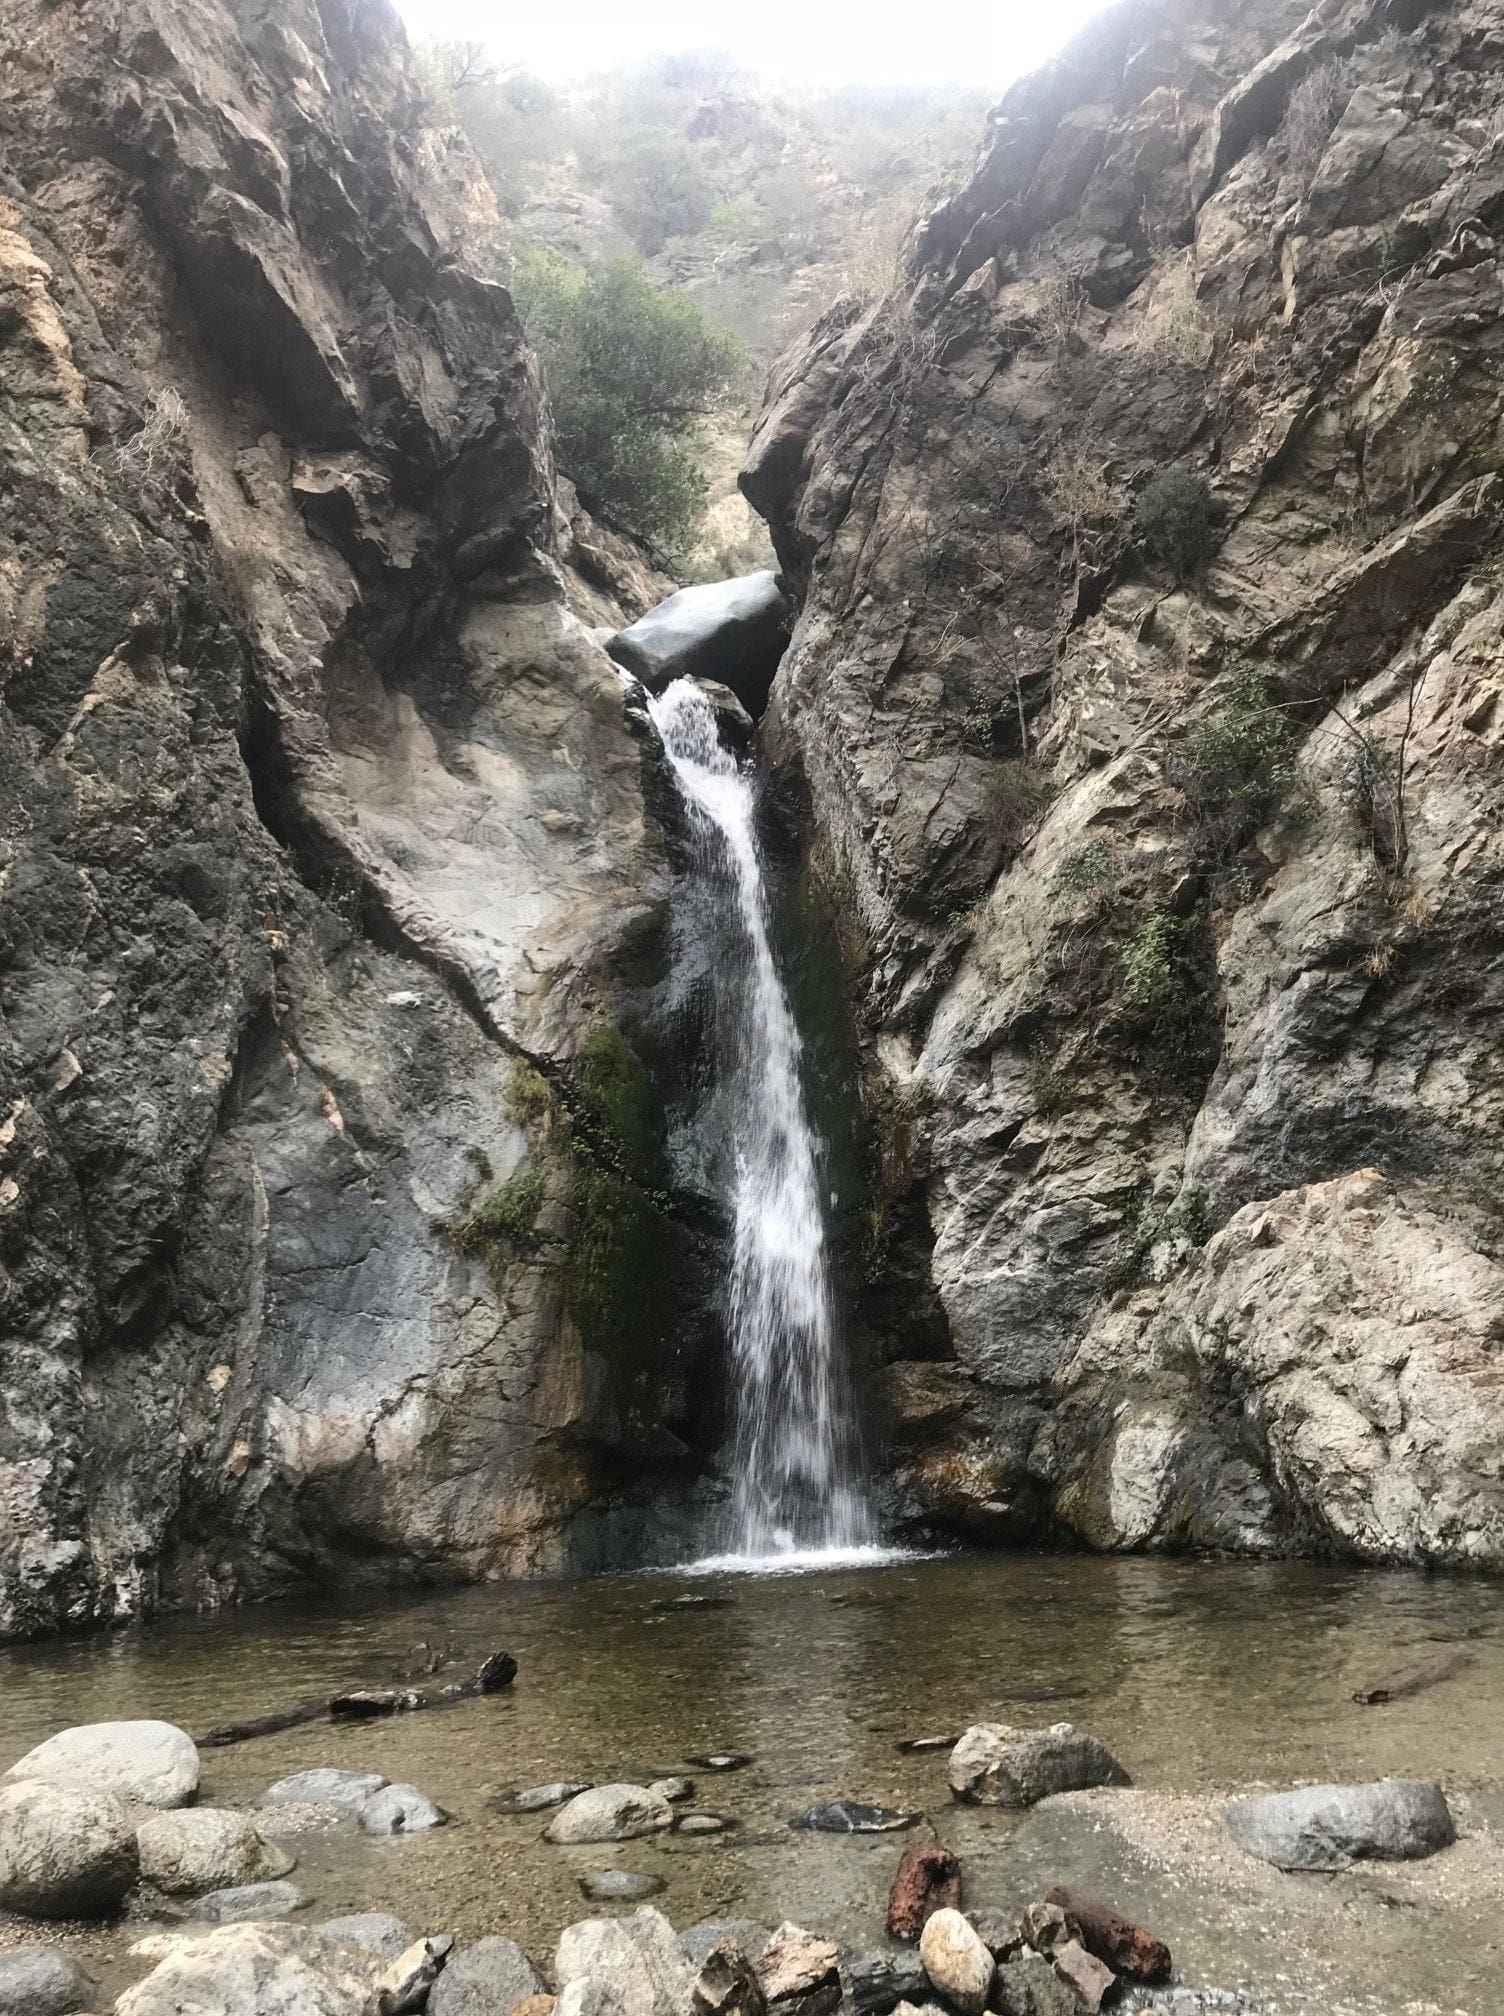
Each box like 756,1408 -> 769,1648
590,127 -> 716,255
512,252 -> 742,552
1135,463 -> 1219,577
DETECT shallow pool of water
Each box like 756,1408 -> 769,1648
2,1551 -> 1501,2012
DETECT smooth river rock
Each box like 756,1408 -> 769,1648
0,1781 -> 138,1919
607,571 -> 788,717
492,1782 -> 590,1814
3,1722 -> 199,1810
358,1784 -> 447,1835
546,1785 -> 675,1845
556,1907 -> 694,2016
579,1870 -> 666,1902
948,1724 -> 1129,1806
318,1913 -> 415,1960
258,1769 -> 389,1814
918,1909 -> 994,2016
194,1878 -> 306,1924
429,1935 -> 545,2016
1224,1778 -> 1456,1870
0,1946 -> 97,2015
137,1807 -> 295,1895
115,1922 -> 382,2016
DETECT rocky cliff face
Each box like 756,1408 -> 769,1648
0,0 -> 688,1637
746,0 -> 1504,1565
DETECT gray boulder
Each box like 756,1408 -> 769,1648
0,1781 -> 138,1919
136,1807 -> 295,1895
1224,1778 -> 1455,1870
608,572 -> 788,717
556,1906 -> 694,2016
195,1879 -> 305,1924
991,1957 -> 1079,2016
358,1784 -> 447,1836
318,1912 -> 416,1960
947,1724 -> 1129,1807
545,1784 -> 674,1845
3,1722 -> 199,1811
429,1935 -> 544,2016
0,1947 -> 97,2015
114,1923 -> 382,2015
258,1769 -> 388,1814
491,1781 -> 589,1814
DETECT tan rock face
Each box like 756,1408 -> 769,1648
0,0 -> 676,1638
744,0 -> 1504,1567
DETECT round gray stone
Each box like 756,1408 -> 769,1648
4,1723 -> 199,1812
257,1769 -> 387,1814
0,1781 -> 138,1920
358,1784 -> 447,1836
428,1935 -> 544,2016
193,1879 -> 305,1924
0,1946 -> 97,2015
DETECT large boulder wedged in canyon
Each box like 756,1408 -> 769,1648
742,0 -> 1504,1565
0,0 -> 682,1640
608,571 -> 789,718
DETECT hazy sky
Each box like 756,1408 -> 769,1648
391,0 -> 1108,89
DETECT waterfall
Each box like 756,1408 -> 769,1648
647,677 -> 874,1566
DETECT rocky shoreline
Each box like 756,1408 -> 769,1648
0,1705 -> 1480,2016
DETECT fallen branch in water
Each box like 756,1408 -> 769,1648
199,1651 -> 517,1747
1352,1648 -> 1470,1706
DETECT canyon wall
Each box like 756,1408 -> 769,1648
0,0 -> 691,1637
746,0 -> 1504,1564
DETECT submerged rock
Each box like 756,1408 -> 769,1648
429,1935 -> 544,2016
546,1785 -> 675,1845
948,1725 -> 1129,1807
608,572 -> 788,717
259,1769 -> 388,1815
791,1801 -> 916,1833
0,1946 -> 97,2015
1223,1778 -> 1455,1870
137,1807 -> 295,1895
318,1913 -> 416,1960
918,1908 -> 993,2016
4,1723 -> 199,1811
0,1781 -> 138,1919
492,1781 -> 591,1814
678,1813 -> 730,1835
887,1837 -> 962,1941
556,1907 -> 693,2016
194,1879 -> 305,1924
579,1870 -> 666,1901
358,1784 -> 447,1835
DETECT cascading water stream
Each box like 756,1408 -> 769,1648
647,677 -> 878,1567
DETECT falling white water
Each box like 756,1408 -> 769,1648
647,678 -> 884,1569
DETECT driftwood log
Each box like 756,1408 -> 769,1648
199,1650 -> 516,1747
1352,1649 -> 1470,1706
1043,1887 -> 1172,1984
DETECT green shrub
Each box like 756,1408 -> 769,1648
1052,840 -> 1113,904
1121,911 -> 1196,1025
1106,1184 -> 1213,1289
1174,665 -> 1297,855
506,1059 -> 552,1128
1135,464 -> 1219,577
511,252 -> 742,554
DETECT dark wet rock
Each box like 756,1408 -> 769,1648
1043,1887 -> 1171,1984
918,1908 -> 993,2016
556,1907 -> 694,2016
1223,1779 -> 1455,1870
0,1946 -> 97,2015
965,1911 -> 1021,1962
677,1813 -> 731,1835
844,1952 -> 928,2016
0,1782 -> 138,1919
193,1879 -> 305,1924
4,1724 -> 199,1811
949,1726 -> 1129,1808
757,1922 -> 841,2016
690,683 -> 756,753
992,1957 -> 1079,2016
687,1754 -> 752,1772
648,1777 -> 694,1803
693,1938 -> 767,2016
317,1912 -> 415,1959
791,1801 -> 916,1833
358,1784 -> 447,1835
650,1594 -> 734,1612
887,1837 -> 962,1941
137,1808 -> 294,1895
680,1924 -> 772,1970
895,1737 -> 959,1756
579,1870 -> 667,1902
608,572 -> 788,718
259,1770 -> 388,1815
429,1935 -> 545,2016
492,1782 -> 592,1815
546,1785 -> 675,1845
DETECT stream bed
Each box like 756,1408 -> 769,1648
2,1550 -> 1501,2012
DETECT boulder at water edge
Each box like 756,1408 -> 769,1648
318,1913 -> 415,1960
947,1724 -> 1130,1807
545,1784 -> 674,1844
556,1906 -> 694,2016
429,1935 -> 545,2016
0,1780 -> 138,1919
137,1807 -> 295,1894
918,1909 -> 993,2016
358,1783 -> 446,1835
0,1946 -> 97,2015
194,1878 -> 305,1924
607,572 -> 788,717
116,1923 -> 382,2016
1224,1778 -> 1455,1870
3,1721 -> 199,1810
